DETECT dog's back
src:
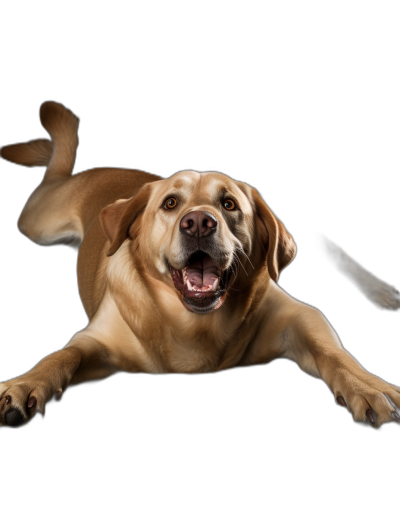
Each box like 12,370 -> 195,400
1,102 -> 161,242
1,101 -> 161,316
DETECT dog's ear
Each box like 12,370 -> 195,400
100,184 -> 152,256
251,187 -> 296,281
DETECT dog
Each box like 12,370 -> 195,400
1,101 -> 399,428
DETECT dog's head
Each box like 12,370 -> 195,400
100,171 -> 296,314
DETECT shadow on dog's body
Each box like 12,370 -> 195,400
1,101 -> 399,427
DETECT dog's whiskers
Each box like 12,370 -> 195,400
230,255 -> 240,284
226,258 -> 243,293
233,250 -> 248,276
236,248 -> 255,270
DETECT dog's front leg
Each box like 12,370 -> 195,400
286,305 -> 400,426
0,336 -> 115,427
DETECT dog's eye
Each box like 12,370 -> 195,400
164,197 -> 177,210
223,199 -> 236,211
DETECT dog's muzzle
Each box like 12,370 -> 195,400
168,211 -> 232,313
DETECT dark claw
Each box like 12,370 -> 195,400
366,409 -> 376,425
5,408 -> 25,427
391,411 -> 400,422
55,391 -> 62,400
336,396 -> 346,407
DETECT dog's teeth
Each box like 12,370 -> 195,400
186,276 -> 220,292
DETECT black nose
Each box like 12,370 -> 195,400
180,211 -> 217,238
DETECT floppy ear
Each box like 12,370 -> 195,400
100,184 -> 152,256
251,187 -> 296,281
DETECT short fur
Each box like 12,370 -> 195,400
1,101 -> 399,428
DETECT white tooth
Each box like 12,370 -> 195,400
212,278 -> 219,290
187,279 -> 193,291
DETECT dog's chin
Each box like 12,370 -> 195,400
169,250 -> 232,314
182,294 -> 223,314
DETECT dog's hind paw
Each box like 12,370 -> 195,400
363,280 -> 400,311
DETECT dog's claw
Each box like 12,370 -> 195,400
55,390 -> 62,400
366,409 -> 376,425
390,411 -> 400,422
336,396 -> 346,407
27,396 -> 37,409
5,408 -> 24,427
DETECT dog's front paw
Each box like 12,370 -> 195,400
0,377 -> 60,427
333,367 -> 400,427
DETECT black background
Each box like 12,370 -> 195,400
0,23 -> 400,508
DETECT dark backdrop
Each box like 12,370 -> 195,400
0,41 -> 400,490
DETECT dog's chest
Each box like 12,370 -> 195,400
90,287 -> 258,373
165,339 -> 222,373
159,320 -> 254,373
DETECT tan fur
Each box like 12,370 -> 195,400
1,101 -> 399,428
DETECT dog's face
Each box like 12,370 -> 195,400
100,171 -> 296,314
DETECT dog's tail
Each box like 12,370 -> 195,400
0,101 -> 79,182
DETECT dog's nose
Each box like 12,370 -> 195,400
180,211 -> 217,238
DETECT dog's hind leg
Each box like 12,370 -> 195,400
319,234 -> 400,311
1,102 -> 83,246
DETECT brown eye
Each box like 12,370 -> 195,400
223,199 -> 235,211
164,197 -> 177,209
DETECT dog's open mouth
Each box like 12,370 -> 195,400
169,251 -> 232,313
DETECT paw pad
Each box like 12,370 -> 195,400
5,408 -> 24,427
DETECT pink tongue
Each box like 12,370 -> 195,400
186,255 -> 219,289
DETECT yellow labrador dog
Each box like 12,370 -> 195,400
1,101 -> 399,428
